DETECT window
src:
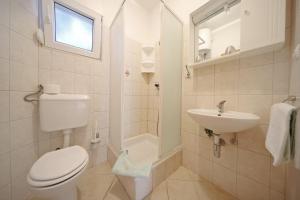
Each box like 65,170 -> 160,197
54,3 -> 93,51
42,0 -> 102,59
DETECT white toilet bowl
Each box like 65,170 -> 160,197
27,146 -> 89,200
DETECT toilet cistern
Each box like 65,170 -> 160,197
39,93 -> 90,148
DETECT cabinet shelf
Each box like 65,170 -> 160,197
189,52 -> 240,69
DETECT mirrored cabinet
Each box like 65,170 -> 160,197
190,0 -> 286,68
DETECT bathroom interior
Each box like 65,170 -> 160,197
0,0 -> 300,199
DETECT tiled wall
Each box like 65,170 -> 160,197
123,37 -> 149,138
286,0 -> 300,199
167,0 -> 293,199
147,43 -> 160,136
123,37 -> 161,138
0,0 -> 111,199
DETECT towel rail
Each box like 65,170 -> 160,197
282,95 -> 300,110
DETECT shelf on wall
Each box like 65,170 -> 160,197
142,45 -> 155,54
141,60 -> 155,67
141,70 -> 155,74
189,52 -> 240,69
141,60 -> 155,73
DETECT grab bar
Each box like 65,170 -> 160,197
24,84 -> 44,102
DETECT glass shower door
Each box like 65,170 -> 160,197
160,6 -> 183,156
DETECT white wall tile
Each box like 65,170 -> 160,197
94,95 -> 109,112
0,26 -> 9,60
240,52 -> 274,69
214,61 -> 238,95
13,0 -> 38,16
10,31 -> 38,67
10,117 -> 38,150
74,74 -> 90,94
38,69 -> 51,86
10,0 -> 37,38
75,56 -> 92,75
237,149 -> 271,186
237,175 -> 269,200
50,70 -> 74,93
11,173 -> 31,200
10,61 -> 38,92
38,47 -> 52,70
238,95 -> 273,124
0,122 -> 10,155
238,125 -> 269,156
270,164 -> 286,193
0,153 -> 11,188
0,91 -> 9,122
212,163 -> 237,196
273,61 -> 290,95
52,51 -> 74,72
11,143 -> 37,180
0,58 -> 9,90
213,143 -> 237,171
0,0 -> 10,27
0,184 -> 11,200
239,64 -> 273,95
195,66 -> 214,95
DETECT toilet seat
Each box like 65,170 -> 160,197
27,146 -> 88,188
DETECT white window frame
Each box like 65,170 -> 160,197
42,0 -> 102,59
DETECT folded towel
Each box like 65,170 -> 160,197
112,152 -> 152,178
266,103 -> 296,166
294,111 -> 300,169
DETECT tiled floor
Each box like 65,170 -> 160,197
77,162 -> 237,200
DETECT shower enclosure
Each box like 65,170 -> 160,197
109,0 -> 183,161
109,0 -> 183,199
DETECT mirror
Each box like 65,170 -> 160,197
192,0 -> 241,62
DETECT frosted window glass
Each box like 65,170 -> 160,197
54,3 -> 93,51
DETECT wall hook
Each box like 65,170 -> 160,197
185,65 -> 191,79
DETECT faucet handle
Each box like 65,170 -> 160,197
217,100 -> 227,107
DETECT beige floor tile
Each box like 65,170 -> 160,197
104,180 -> 130,200
86,162 -> 113,175
167,180 -> 200,200
194,181 -> 219,200
144,181 -> 169,200
31,163 -> 237,200
168,166 -> 199,181
78,171 -> 115,200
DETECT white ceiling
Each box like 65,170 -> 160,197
134,0 -> 160,10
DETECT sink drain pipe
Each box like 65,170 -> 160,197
213,134 -> 221,158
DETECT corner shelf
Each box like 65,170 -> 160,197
189,52 -> 240,69
141,60 -> 155,73
142,45 -> 155,54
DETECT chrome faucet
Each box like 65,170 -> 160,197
217,100 -> 226,115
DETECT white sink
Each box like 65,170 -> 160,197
187,109 -> 260,134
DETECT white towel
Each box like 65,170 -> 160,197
266,103 -> 296,166
112,152 -> 152,177
294,111 -> 300,169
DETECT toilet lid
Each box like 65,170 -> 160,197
29,146 -> 88,181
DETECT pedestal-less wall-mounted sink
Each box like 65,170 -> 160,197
187,109 -> 260,133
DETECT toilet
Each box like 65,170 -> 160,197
27,93 -> 90,200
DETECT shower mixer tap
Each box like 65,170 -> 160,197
154,83 -> 160,90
